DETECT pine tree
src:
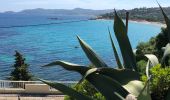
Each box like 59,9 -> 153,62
9,51 -> 32,81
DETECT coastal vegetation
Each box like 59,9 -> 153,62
98,7 -> 170,23
141,65 -> 170,100
135,24 -> 170,100
64,79 -> 105,100
40,5 -> 170,100
9,51 -> 32,81
63,65 -> 105,100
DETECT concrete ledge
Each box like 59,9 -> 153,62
0,80 -> 77,94
25,84 -> 62,94
0,84 -> 63,94
25,84 -> 49,93
0,88 -> 25,94
0,94 -> 65,100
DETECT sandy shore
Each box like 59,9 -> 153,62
128,19 -> 166,27
96,18 -> 166,27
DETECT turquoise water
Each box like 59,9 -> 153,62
0,18 -> 161,81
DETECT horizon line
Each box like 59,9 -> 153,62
0,6 -> 170,13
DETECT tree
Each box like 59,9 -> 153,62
9,51 -> 32,81
155,28 -> 169,59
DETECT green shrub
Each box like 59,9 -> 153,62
93,93 -> 105,100
155,28 -> 169,59
137,60 -> 147,75
136,37 -> 156,55
141,64 -> 170,100
64,80 -> 105,100
136,27 -> 169,63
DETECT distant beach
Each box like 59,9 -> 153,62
95,18 -> 166,27
128,19 -> 166,27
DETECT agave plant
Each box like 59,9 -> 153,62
40,5 -> 170,100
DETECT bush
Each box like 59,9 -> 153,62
155,28 -> 169,59
136,28 -> 169,62
136,37 -> 156,55
141,64 -> 170,100
93,93 -> 105,100
64,80 -> 105,100
136,27 -> 170,75
137,60 -> 147,75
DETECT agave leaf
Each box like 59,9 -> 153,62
78,68 -> 140,85
94,68 -> 143,96
108,28 -> 123,69
39,79 -> 93,100
43,62 -> 128,99
125,12 -> 129,34
125,94 -> 137,100
77,36 -> 108,68
123,80 -> 144,97
161,43 -> 170,67
145,61 -> 151,78
87,73 -> 128,100
88,68 -> 140,85
114,10 -> 137,71
145,54 -> 159,78
78,67 -> 143,97
145,54 -> 159,66
115,92 -> 126,100
93,68 -> 143,97
43,60 -> 89,75
78,68 -> 98,84
158,4 -> 170,42
133,49 -> 137,56
137,79 -> 151,100
166,89 -> 170,100
162,47 -> 166,52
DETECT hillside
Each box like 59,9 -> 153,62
0,8 -> 113,19
98,7 -> 170,22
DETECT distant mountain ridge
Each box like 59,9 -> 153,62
0,8 -> 114,18
98,7 -> 170,22
2,7 -> 170,21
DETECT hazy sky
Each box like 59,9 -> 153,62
0,0 -> 170,12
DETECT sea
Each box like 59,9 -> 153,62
0,15 -> 161,81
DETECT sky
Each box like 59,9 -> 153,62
0,0 -> 170,12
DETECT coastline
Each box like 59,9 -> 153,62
128,19 -> 165,27
95,18 -> 166,27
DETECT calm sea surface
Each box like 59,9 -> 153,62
0,16 -> 161,80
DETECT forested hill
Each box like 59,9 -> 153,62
97,7 -> 170,22
0,8 -> 113,19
